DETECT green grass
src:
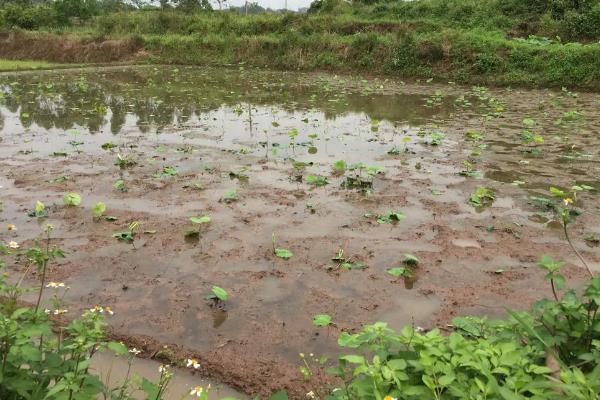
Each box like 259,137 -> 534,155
3,1 -> 600,88
0,59 -> 67,72
89,8 -> 600,88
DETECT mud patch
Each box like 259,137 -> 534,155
0,31 -> 143,63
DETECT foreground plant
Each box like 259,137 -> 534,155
206,286 -> 228,307
530,184 -> 595,278
272,233 -> 293,260
185,215 -> 211,241
326,265 -> 600,399
0,223 -> 238,400
112,221 -> 140,246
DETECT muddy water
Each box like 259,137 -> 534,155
92,352 -> 245,400
1,66 -> 599,398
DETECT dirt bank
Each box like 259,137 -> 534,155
0,31 -> 142,63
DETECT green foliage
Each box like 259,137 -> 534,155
0,4 -> 58,30
154,165 -> 178,178
190,215 -> 211,224
63,192 -> 82,207
313,314 -> 332,327
0,306 -> 108,400
387,267 -> 411,278
275,248 -> 293,260
306,175 -> 329,187
329,248 -> 365,271
402,253 -> 419,266
0,227 -> 180,400
92,202 -> 106,218
469,187 -> 495,207
329,272 -> 600,399
208,286 -> 228,301
376,212 -> 406,224
3,5 -> 600,87
332,160 -> 347,173
222,189 -> 238,203
54,0 -> 100,24
112,222 -> 139,244
29,200 -> 48,218
114,154 -> 136,169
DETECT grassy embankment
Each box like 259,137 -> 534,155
2,0 -> 600,87
0,59 -> 66,71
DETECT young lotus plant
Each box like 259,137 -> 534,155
205,286 -> 228,308
185,215 -> 211,241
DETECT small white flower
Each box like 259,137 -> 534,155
53,309 -> 68,315
189,386 -> 204,397
306,391 -> 316,399
8,241 -> 19,249
89,305 -> 114,315
46,282 -> 65,288
129,348 -> 141,355
44,309 -> 51,314
186,358 -> 200,369
159,364 -> 168,373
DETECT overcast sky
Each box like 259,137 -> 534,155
225,0 -> 312,10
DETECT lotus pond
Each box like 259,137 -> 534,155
0,65 -> 599,396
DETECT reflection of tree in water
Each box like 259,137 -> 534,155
0,67 -> 446,135
107,95 -> 127,135
1,82 -> 107,132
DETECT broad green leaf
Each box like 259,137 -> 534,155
211,286 -> 228,301
63,192 -> 81,206
313,314 -> 332,327
275,248 -> 293,260
190,215 -> 211,224
92,202 -> 106,217
339,355 -> 365,364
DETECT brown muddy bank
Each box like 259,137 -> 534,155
0,31 -> 142,63
0,66 -> 599,398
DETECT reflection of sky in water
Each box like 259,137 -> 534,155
0,66 -> 455,167
0,65 -> 599,191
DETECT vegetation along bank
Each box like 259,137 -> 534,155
2,0 -> 600,87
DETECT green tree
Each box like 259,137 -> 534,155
53,0 -> 100,23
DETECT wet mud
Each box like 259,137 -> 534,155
0,66 -> 599,398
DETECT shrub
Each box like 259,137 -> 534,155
327,266 -> 600,399
1,4 -> 58,30
0,225 -> 203,400
54,0 -> 100,25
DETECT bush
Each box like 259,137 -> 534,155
327,263 -> 600,399
561,5 -> 600,40
1,4 -> 58,30
473,52 -> 504,73
0,225 -> 213,400
53,0 -> 100,25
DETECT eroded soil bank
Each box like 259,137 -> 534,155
0,31 -> 142,64
0,66 -> 599,398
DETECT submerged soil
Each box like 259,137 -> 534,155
0,66 -> 599,398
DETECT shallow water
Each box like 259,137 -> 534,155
91,352 -> 245,400
1,65 -> 599,396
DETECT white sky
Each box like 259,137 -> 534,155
224,0 -> 312,10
